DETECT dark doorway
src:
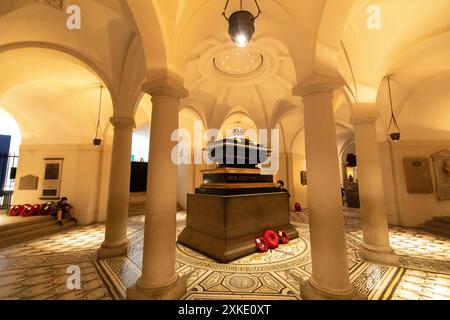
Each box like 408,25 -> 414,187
0,135 -> 11,196
0,135 -> 18,210
130,161 -> 148,192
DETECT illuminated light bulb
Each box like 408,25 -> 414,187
226,8 -> 258,48
235,33 -> 249,48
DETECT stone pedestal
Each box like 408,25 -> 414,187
300,280 -> 366,300
178,192 -> 298,262
127,274 -> 188,300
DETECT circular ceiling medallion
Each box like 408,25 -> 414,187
213,48 -> 264,77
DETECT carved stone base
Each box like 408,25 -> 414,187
97,240 -> 129,259
178,192 -> 298,262
360,243 -> 399,266
300,279 -> 366,300
127,274 -> 187,300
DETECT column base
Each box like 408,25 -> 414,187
360,243 -> 399,266
97,240 -> 129,259
300,279 -> 367,300
127,274 -> 187,300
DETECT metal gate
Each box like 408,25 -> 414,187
0,153 -> 18,210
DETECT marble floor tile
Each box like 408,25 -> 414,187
0,211 -> 449,300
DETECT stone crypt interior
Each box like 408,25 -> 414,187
0,0 -> 449,300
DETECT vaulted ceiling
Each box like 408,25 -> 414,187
0,0 -> 449,151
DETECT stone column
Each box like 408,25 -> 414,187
293,80 -> 362,300
127,80 -> 188,300
286,153 -> 295,209
351,111 -> 398,265
98,117 -> 135,259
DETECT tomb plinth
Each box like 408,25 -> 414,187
177,134 -> 298,262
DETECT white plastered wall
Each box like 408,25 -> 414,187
380,141 -> 450,227
13,144 -> 112,224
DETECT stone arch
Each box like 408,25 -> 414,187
121,0 -> 169,80
0,42 -> 117,112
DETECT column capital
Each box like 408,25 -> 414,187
142,77 -> 189,99
350,111 -> 380,125
292,74 -> 345,98
110,117 -> 136,130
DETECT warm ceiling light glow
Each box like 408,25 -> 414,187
235,33 -> 249,48
222,0 -> 261,48
213,48 -> 264,76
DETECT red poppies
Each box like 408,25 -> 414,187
9,205 -> 22,216
9,203 -> 53,217
262,229 -> 279,249
255,237 -> 269,253
278,230 -> 289,244
255,229 -> 290,253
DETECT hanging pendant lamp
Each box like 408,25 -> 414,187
222,0 -> 261,48
93,84 -> 104,146
385,75 -> 401,141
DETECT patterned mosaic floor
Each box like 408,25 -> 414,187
0,210 -> 449,300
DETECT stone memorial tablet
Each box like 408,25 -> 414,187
19,175 -> 39,190
431,150 -> 450,200
403,158 -> 433,194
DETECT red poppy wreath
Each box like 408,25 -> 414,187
262,229 -> 279,249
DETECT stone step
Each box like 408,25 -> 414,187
128,199 -> 185,214
0,217 -> 63,238
129,201 -> 146,217
433,216 -> 450,224
0,215 -> 53,232
420,219 -> 450,238
129,201 -> 145,208
0,218 -> 76,249
129,192 -> 146,203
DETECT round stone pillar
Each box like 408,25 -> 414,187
294,80 -> 363,300
351,111 -> 398,265
98,117 -> 135,259
127,80 -> 188,300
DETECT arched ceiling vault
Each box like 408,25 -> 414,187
0,47 -> 114,145
125,0 -> 360,85
0,0 -> 147,116
339,0 -> 450,102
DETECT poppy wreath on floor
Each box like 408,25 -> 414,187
262,229 -> 279,249
255,237 -> 269,253
20,204 -> 33,217
9,205 -> 23,217
31,204 -> 42,216
278,230 -> 289,244
39,203 -> 52,216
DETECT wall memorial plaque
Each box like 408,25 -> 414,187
403,158 -> 433,194
19,175 -> 39,190
41,158 -> 63,199
431,150 -> 450,200
300,171 -> 307,185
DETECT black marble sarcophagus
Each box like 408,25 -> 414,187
196,137 -> 279,195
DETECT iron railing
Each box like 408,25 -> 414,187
0,153 -> 18,210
